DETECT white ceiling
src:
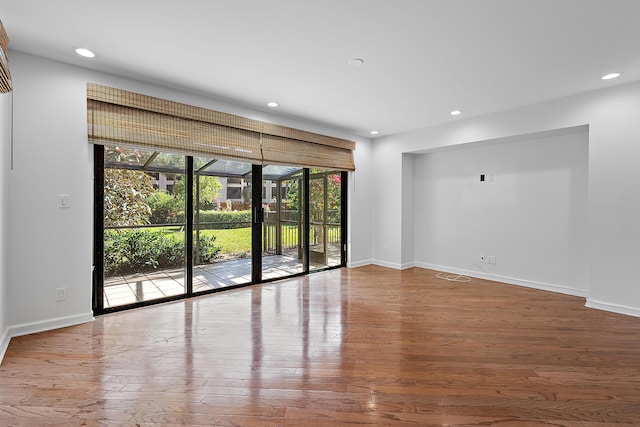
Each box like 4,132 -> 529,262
1,0 -> 639,138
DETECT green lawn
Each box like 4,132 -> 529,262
199,225 -> 299,254
147,225 -> 253,254
146,224 -> 301,255
200,227 -> 251,254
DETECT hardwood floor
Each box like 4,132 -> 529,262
2,266 -> 640,426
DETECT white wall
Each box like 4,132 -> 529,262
6,45 -> 639,342
401,153 -> 415,269
371,136 -> 404,267
8,54 -> 95,333
6,51 -> 372,339
373,80 -> 640,317
413,128 -> 589,296
347,136 -> 373,267
0,92 -> 10,359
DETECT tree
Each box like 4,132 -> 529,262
105,146 -> 149,164
103,146 -> 156,226
326,173 -> 342,223
104,168 -> 155,226
286,179 -> 299,209
172,174 -> 223,210
280,172 -> 341,218
196,175 -> 223,207
309,173 -> 341,222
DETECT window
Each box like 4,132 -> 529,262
226,186 -> 241,200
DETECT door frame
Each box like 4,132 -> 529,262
92,147 -> 348,315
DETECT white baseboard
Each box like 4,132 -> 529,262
6,311 -> 94,341
416,262 -> 587,298
585,299 -> 640,318
372,259 -> 403,270
370,260 -> 416,270
0,327 -> 10,364
0,312 -> 93,364
347,259 -> 373,268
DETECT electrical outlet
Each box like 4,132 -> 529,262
480,254 -> 486,263
488,255 -> 496,265
55,287 -> 67,302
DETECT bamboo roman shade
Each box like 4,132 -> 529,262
88,100 -> 263,163
0,19 -> 12,93
87,83 -> 355,171
261,134 -> 354,169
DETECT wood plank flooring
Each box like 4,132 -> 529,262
2,266 -> 640,426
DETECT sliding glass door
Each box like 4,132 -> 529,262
261,165 -> 305,280
100,147 -> 187,309
309,169 -> 344,270
94,146 -> 347,314
192,158 -> 253,293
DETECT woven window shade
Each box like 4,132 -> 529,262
0,19 -> 12,94
88,100 -> 262,162
87,83 -> 355,171
262,134 -> 355,170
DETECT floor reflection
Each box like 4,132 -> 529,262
104,250 -> 342,309
7,267 -> 640,425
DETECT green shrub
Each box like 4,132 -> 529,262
104,228 -> 220,276
177,210 -> 252,229
147,191 -> 181,224
196,234 -> 219,263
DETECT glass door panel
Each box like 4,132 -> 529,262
192,158 -> 253,292
102,147 -> 186,309
309,169 -> 343,270
261,166 -> 305,280
326,172 -> 343,268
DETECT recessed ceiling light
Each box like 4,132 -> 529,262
370,130 -> 379,135
267,101 -> 279,108
601,72 -> 622,80
74,47 -> 95,58
348,58 -> 365,67
450,110 -> 462,116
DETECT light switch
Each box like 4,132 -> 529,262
59,195 -> 71,208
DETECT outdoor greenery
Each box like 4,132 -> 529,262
188,210 -> 252,229
104,169 -> 155,226
187,174 -> 224,209
104,229 -> 219,275
201,228 -> 251,255
104,151 -> 228,274
311,173 -> 341,223
147,191 -> 181,224
103,152 -> 342,277
286,173 -> 341,223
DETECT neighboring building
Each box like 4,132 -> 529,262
152,173 -> 280,204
